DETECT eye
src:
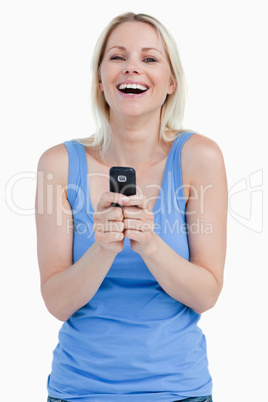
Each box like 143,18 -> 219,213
144,57 -> 158,63
110,55 -> 125,61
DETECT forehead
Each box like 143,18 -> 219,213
105,21 -> 164,52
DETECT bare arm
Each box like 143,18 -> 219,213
124,135 -> 228,313
35,144 -> 127,321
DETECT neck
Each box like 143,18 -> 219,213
104,112 -> 164,169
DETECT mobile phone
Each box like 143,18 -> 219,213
109,166 -> 136,207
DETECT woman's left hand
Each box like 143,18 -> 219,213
122,195 -> 156,254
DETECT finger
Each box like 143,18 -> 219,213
123,207 -> 154,220
93,204 -> 123,222
124,219 -> 154,233
94,221 -> 125,234
124,229 -> 153,243
95,231 -> 125,243
123,194 -> 146,209
96,192 -> 129,211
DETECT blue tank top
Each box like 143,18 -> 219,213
47,132 -> 212,401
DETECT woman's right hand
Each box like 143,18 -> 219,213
93,192 -> 129,254
36,146 -> 130,321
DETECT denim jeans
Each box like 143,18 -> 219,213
48,396 -> 212,402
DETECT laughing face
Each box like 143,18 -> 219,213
99,21 -> 175,122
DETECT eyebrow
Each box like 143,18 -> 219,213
107,46 -> 163,55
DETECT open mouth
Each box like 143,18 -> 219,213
117,83 -> 149,95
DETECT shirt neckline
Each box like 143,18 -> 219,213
81,133 -> 181,216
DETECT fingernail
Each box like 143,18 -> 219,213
121,196 -> 129,203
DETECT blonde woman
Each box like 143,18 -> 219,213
36,12 -> 227,402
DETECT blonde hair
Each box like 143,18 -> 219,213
79,12 -> 187,151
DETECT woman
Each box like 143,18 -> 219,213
36,12 -> 227,402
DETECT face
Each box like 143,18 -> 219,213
99,21 -> 175,120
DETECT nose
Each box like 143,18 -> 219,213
122,57 -> 141,75
123,67 -> 139,74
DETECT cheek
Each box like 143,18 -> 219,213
152,67 -> 172,89
155,71 -> 174,104
99,63 -> 117,87
98,66 -> 115,106
99,64 -> 109,92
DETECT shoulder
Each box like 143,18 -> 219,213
37,143 -> 69,185
182,132 -> 224,163
181,132 -> 226,184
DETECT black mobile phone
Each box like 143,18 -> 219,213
109,166 -> 136,207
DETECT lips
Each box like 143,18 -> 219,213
117,82 -> 149,95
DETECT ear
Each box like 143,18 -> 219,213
98,70 -> 104,91
167,79 -> 176,95
99,80 -> 104,91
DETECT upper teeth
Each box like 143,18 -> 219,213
118,83 -> 148,91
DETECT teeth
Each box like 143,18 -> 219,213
118,83 -> 148,91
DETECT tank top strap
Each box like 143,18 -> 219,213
172,131 -> 195,214
64,140 -> 88,209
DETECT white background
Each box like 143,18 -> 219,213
1,1 -> 267,401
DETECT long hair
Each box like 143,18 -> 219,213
78,12 -> 187,152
